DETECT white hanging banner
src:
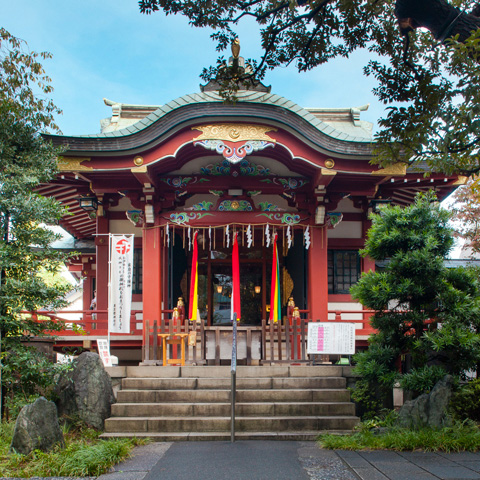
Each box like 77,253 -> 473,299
109,234 -> 134,334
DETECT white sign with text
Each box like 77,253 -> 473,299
97,339 -> 113,367
307,322 -> 355,355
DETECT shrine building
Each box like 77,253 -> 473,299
40,56 -> 464,366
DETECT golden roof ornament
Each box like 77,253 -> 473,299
232,38 -> 240,59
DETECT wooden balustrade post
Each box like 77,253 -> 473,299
153,320 -> 158,361
144,319 -> 150,362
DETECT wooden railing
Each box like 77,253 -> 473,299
143,317 -> 205,365
261,311 -> 377,363
21,308 -> 377,365
22,310 -> 144,336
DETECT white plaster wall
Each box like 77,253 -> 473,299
327,221 -> 362,239
328,301 -> 365,329
332,197 -> 363,213
109,219 -> 141,235
109,196 -> 134,212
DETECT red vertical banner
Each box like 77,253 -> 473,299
231,232 -> 241,322
269,233 -> 281,323
188,231 -> 199,321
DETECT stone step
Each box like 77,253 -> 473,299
121,376 -> 346,390
116,388 -> 352,404
104,415 -> 359,433
100,430 -> 351,441
111,401 -> 356,417
119,365 -> 345,379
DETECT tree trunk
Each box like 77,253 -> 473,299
395,0 -> 480,43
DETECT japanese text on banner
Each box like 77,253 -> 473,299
109,235 -> 134,334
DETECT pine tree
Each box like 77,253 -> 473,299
350,192 -> 480,416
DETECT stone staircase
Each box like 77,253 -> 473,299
101,365 -> 359,441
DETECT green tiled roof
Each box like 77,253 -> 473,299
79,90 -> 372,144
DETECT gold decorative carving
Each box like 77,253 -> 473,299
131,165 -> 148,173
133,156 -> 144,166
192,124 -> 277,142
58,156 -> 92,171
371,163 -> 407,176
320,168 -> 337,176
324,159 -> 335,169
452,176 -> 468,185
282,267 -> 294,307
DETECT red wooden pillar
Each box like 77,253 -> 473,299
308,225 -> 328,321
95,215 -> 109,325
142,226 -> 162,351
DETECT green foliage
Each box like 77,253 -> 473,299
399,365 -> 449,394
0,29 -> 71,412
450,379 -> 480,422
140,0 -> 480,174
0,421 -> 148,477
351,193 -> 480,416
350,379 -> 386,420
452,177 -> 480,255
319,419 -> 480,452
1,346 -> 72,417
350,344 -> 398,418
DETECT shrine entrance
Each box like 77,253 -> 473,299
196,237 -> 271,326
168,228 -> 307,327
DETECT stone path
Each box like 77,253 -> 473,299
6,442 -> 480,480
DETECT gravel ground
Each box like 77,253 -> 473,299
298,443 -> 359,480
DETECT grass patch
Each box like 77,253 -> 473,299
0,421 -> 149,478
319,420 -> 480,452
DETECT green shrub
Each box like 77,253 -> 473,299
450,379 -> 480,421
399,365 -> 449,395
319,419 -> 480,452
0,420 -> 148,477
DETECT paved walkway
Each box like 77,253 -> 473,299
95,441 -> 480,480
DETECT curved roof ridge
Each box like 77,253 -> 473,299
75,90 -> 372,144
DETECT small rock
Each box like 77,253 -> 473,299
10,397 -> 64,455
396,374 -> 454,429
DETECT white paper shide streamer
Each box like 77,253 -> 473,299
304,226 -> 311,250
287,225 -> 292,249
246,225 -> 252,248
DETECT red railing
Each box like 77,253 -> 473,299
21,310 -> 144,337
21,308 -> 376,338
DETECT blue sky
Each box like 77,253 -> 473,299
3,2 -> 466,256
3,0 -> 384,136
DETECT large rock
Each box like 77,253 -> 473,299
10,397 -> 64,455
55,351 -> 115,429
396,375 -> 454,429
